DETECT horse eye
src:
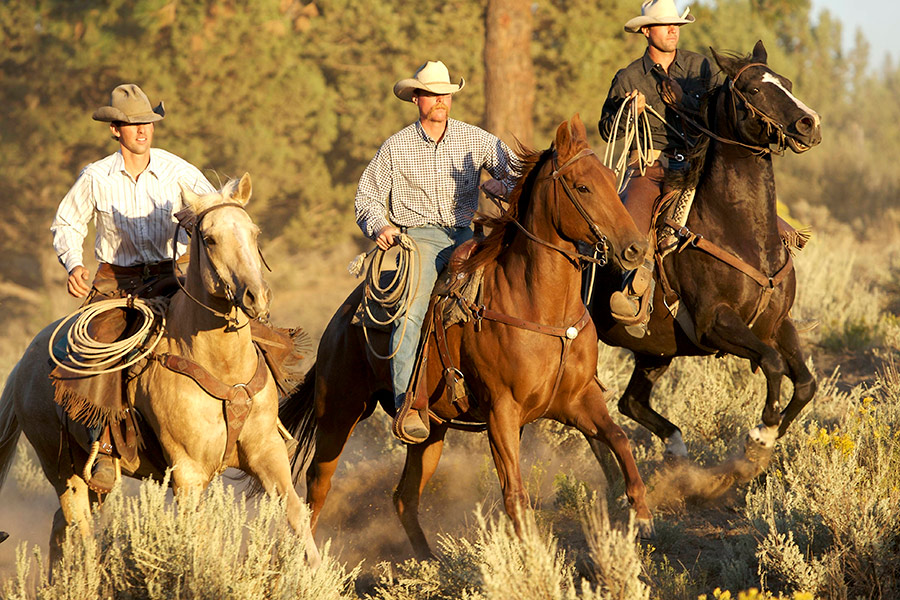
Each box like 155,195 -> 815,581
576,184 -> 590,193
203,235 -> 216,246
750,87 -> 760,95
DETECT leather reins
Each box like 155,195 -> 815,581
492,147 -> 611,268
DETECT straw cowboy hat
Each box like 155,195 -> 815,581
92,83 -> 165,123
393,61 -> 465,102
625,0 -> 694,33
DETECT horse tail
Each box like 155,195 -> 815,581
279,362 -> 318,484
0,363 -> 23,490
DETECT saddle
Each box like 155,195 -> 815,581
51,301 -> 307,475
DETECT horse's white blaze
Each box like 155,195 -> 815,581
761,73 -> 820,126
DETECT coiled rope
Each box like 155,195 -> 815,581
48,297 -> 168,375
603,95 -> 656,193
348,233 -> 421,360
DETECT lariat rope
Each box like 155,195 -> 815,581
602,95 -> 656,194
348,233 -> 422,360
48,297 -> 168,375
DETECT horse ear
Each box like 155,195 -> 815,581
568,113 -> 587,143
233,172 -> 252,206
752,40 -> 767,63
710,46 -> 737,78
179,180 -> 201,209
555,119 -> 572,154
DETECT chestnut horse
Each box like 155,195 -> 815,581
0,175 -> 318,566
281,115 -> 652,559
589,41 -> 822,461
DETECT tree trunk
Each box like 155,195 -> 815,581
483,0 -> 535,148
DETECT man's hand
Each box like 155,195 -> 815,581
67,265 -> 91,298
627,89 -> 646,114
481,178 -> 507,199
374,225 -> 401,251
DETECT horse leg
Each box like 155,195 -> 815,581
615,354 -> 685,457
702,307 -> 788,448
571,382 -> 652,531
485,400 -> 532,536
393,426 -> 447,559
774,319 -> 817,437
50,474 -> 92,570
305,390 -> 369,535
238,430 -> 321,567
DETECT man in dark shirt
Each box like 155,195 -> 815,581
598,0 -> 717,337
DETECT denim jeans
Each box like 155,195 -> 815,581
391,225 -> 473,407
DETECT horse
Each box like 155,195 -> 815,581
588,41 -> 822,464
0,174 -> 318,566
281,115 -> 652,559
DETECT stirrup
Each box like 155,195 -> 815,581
391,393 -> 430,444
83,441 -> 121,494
610,281 -> 654,338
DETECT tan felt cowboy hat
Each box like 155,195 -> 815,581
92,83 -> 165,123
393,61 -> 465,102
625,0 -> 694,33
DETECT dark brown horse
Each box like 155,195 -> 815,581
589,41 -> 822,461
281,115 -> 651,558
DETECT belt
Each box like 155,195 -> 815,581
98,260 -> 179,279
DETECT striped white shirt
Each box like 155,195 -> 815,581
354,119 -> 517,238
51,148 -> 215,272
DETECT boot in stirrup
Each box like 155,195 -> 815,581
609,260 -> 655,338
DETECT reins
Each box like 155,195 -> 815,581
485,148 -> 611,270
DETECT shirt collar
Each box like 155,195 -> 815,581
109,149 -> 159,179
641,48 -> 683,75
414,118 -> 454,144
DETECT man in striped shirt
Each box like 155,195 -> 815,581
50,83 -> 215,491
52,83 -> 215,301
354,60 -> 518,442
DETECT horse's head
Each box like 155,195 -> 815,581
711,40 -> 822,154
549,114 -> 646,270
179,173 -> 271,320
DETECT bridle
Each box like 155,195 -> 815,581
669,62 -> 791,156
496,146 -> 611,269
172,202 -> 271,330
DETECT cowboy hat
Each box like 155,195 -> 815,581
625,0 -> 694,33
393,61 -> 465,102
92,83 -> 165,123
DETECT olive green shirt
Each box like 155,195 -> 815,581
599,49 -> 719,153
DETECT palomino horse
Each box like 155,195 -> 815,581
0,175 -> 318,565
589,41 -> 822,461
281,115 -> 652,559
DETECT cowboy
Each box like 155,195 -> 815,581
355,60 -> 518,442
598,0 -> 718,337
51,83 -> 216,491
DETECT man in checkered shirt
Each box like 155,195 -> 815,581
355,60 -> 518,442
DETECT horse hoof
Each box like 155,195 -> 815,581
746,424 -> 778,449
635,517 -> 655,540
663,432 -> 688,460
0,531 -> 8,544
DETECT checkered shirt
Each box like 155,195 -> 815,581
355,119 -> 517,238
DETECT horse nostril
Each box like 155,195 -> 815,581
795,116 -> 814,135
624,242 -> 643,264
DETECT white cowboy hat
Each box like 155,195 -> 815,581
393,61 -> 465,102
92,83 -> 165,123
624,0 -> 694,33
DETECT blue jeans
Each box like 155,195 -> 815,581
391,226 -> 473,407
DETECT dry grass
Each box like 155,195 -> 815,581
2,212 -> 899,598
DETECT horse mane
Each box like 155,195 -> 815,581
189,178 -> 241,214
663,49 -> 755,193
462,147 -> 553,273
